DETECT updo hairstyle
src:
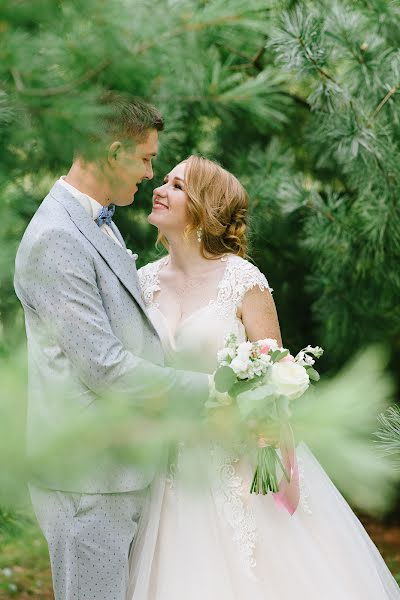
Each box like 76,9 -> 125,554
159,155 -> 248,258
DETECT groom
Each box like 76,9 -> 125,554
14,96 -> 209,600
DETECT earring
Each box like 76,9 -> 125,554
197,227 -> 203,243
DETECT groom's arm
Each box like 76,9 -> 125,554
16,228 -> 208,416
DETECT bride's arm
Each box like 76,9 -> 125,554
240,286 -> 282,346
241,286 -> 283,444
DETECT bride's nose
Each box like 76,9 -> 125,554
153,183 -> 167,197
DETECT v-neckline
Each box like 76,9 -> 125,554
151,303 -> 217,352
150,254 -> 232,342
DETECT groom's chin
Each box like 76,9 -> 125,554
114,195 -> 135,207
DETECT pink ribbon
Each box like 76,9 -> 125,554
272,422 -> 300,516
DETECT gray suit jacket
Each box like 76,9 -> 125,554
14,181 -> 208,493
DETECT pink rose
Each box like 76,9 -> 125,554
281,354 -> 295,363
259,344 -> 270,354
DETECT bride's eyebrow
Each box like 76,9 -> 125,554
163,174 -> 185,185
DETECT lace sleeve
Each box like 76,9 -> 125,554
230,257 -> 273,306
137,259 -> 164,307
237,260 -> 272,303
216,256 -> 273,318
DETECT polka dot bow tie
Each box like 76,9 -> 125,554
95,204 -> 115,227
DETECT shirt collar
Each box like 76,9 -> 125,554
58,177 -> 104,221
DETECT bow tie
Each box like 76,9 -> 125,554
95,204 -> 115,227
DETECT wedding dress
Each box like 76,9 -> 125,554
127,254 -> 400,600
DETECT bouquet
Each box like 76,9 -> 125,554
211,335 -> 323,514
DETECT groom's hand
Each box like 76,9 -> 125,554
206,374 -> 232,407
204,374 -> 237,438
205,373 -> 232,409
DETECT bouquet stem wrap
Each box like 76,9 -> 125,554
251,422 -> 300,516
272,422 -> 299,515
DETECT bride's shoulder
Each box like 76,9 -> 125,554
137,256 -> 167,290
225,255 -> 273,294
137,257 -> 168,304
137,256 -> 166,278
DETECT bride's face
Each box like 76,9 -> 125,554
148,162 -> 191,235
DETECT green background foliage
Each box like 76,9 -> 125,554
1,0 -> 399,372
1,0 -> 400,493
0,1 -> 400,587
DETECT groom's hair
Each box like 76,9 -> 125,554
102,93 -> 164,143
75,94 -> 164,158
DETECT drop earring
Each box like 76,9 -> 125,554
197,227 -> 203,243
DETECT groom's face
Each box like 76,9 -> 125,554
107,128 -> 159,206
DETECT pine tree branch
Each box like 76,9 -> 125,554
156,94 -> 226,102
226,62 -> 257,71
281,91 -> 309,109
225,42 -> 267,73
305,199 -> 336,222
251,44 -> 266,71
11,60 -> 111,97
369,84 -> 400,122
297,35 -> 337,83
218,43 -> 254,62
336,27 -> 365,65
135,15 -> 244,54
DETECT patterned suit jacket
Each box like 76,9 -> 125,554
14,181 -> 208,492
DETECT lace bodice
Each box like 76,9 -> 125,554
138,254 -> 272,373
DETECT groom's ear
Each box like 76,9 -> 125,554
108,141 -> 121,163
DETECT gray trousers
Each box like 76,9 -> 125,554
29,485 -> 146,600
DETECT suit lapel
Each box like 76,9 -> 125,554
49,182 -> 147,314
110,222 -> 127,249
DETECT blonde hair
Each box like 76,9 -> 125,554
157,155 -> 248,258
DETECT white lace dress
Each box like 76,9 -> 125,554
127,254 -> 400,600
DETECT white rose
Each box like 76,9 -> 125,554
230,356 -> 251,379
236,341 -> 253,359
228,342 -> 253,378
217,347 -> 236,364
270,361 -> 310,401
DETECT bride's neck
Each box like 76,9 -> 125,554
167,238 -> 208,276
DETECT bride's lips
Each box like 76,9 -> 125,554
153,200 -> 168,210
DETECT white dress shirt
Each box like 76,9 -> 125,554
58,177 -> 137,259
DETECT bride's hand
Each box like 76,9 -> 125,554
248,420 -> 281,448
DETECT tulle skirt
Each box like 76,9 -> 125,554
128,442 -> 400,599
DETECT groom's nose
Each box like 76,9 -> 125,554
144,162 -> 154,180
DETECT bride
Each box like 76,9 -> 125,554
129,155 -> 400,599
